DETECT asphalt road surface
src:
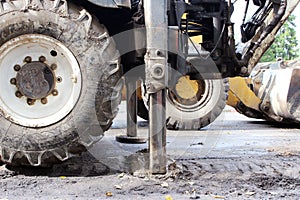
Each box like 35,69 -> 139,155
0,102 -> 299,199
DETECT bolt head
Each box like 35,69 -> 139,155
14,65 -> 21,72
151,64 -> 165,79
15,91 -> 23,98
155,68 -> 163,76
41,98 -> 48,104
52,89 -> 58,96
27,98 -> 35,106
50,64 -> 57,70
24,56 -> 32,63
10,78 -> 16,85
39,56 -> 46,62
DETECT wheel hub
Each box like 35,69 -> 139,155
16,61 -> 55,99
169,75 -> 207,110
0,34 -> 82,127
175,76 -> 202,100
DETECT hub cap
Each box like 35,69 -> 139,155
0,34 -> 82,127
168,75 -> 211,112
16,61 -> 55,99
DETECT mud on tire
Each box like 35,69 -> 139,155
0,0 -> 122,166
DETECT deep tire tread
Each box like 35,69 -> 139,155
0,0 -> 123,166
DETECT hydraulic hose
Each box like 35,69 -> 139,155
228,0 -> 287,75
245,0 -> 287,61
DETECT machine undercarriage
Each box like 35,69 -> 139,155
0,0 -> 298,174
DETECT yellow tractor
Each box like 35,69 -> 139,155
136,1 -> 300,130
228,60 -> 300,124
0,0 -> 298,174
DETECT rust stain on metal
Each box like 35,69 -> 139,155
16,61 -> 55,99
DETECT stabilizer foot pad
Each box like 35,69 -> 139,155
115,135 -> 147,144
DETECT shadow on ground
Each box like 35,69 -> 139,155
1,150 -> 151,178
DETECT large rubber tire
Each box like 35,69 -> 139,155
0,1 -> 122,166
166,79 -> 229,130
137,79 -> 228,130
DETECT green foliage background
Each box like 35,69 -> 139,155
260,15 -> 299,62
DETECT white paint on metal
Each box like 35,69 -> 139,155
0,34 -> 82,127
253,61 -> 300,120
268,68 -> 293,118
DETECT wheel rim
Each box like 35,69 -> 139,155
168,75 -> 212,112
0,34 -> 82,127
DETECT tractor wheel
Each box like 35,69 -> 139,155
137,77 -> 228,130
166,77 -> 228,130
0,1 -> 122,166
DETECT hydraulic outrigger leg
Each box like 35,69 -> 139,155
149,90 -> 167,174
144,0 -> 168,174
115,77 -> 147,144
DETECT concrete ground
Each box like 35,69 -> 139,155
0,102 -> 299,199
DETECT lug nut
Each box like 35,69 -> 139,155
15,91 -> 23,98
14,64 -> 21,71
10,78 -> 16,85
27,98 -> 35,106
41,98 -> 48,104
39,56 -> 46,62
52,89 -> 58,96
24,56 -> 32,63
50,64 -> 57,70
